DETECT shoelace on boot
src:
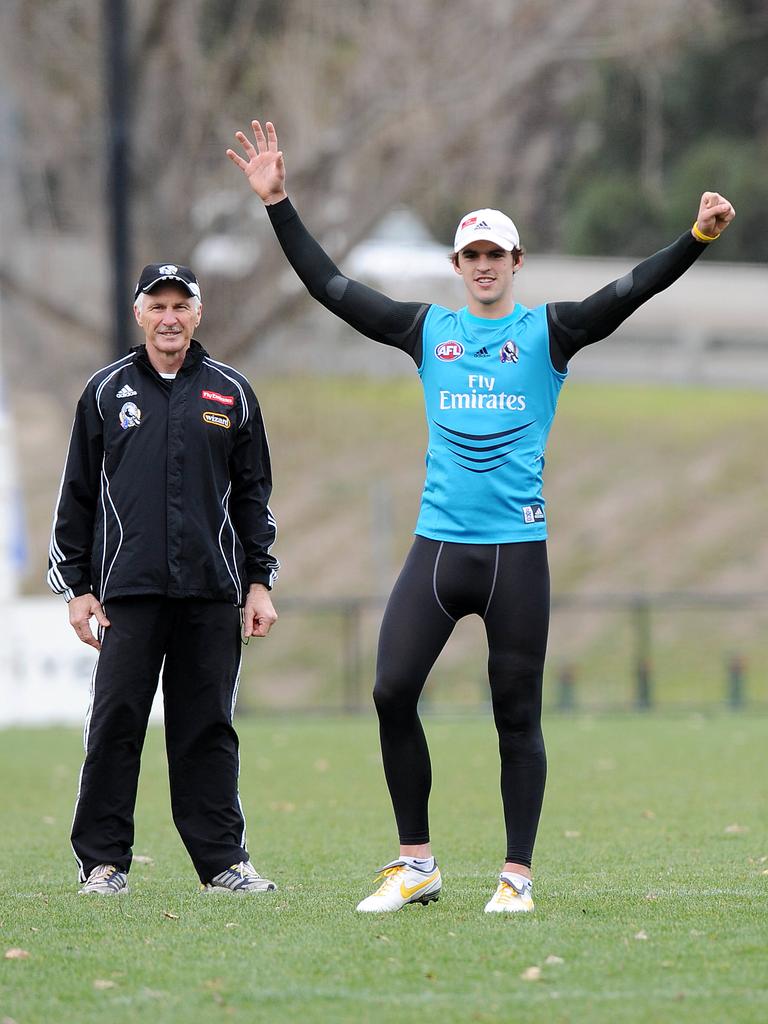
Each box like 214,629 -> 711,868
372,865 -> 407,894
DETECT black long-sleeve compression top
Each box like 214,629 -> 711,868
265,197 -> 709,372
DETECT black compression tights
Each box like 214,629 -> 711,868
374,536 -> 549,867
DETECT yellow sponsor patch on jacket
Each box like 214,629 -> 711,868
203,411 -> 231,429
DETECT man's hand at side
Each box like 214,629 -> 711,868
68,594 -> 110,651
243,583 -> 278,639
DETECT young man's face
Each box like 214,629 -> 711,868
453,240 -> 521,311
134,284 -> 202,360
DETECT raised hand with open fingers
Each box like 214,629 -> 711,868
226,119 -> 287,205
694,191 -> 735,240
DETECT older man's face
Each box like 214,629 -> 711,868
134,284 -> 202,361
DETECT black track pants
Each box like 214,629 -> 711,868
71,597 -> 248,883
374,537 -> 549,867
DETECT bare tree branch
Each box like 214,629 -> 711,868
1,0 -> 729,368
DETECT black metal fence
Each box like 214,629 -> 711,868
238,592 -> 768,713
547,592 -> 767,712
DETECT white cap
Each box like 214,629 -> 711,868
453,209 -> 520,253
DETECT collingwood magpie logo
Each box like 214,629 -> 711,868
158,264 -> 178,275
500,340 -> 520,364
116,384 -> 137,398
118,402 -> 141,430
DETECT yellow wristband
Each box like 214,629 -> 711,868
692,221 -> 719,243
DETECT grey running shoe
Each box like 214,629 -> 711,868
78,864 -> 128,895
202,860 -> 277,895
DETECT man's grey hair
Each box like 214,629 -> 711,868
134,291 -> 202,314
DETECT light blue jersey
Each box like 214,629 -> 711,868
415,303 -> 566,544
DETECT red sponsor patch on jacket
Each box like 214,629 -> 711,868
201,389 -> 235,407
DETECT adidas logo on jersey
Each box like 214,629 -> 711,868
116,384 -> 138,398
473,347 -> 490,358
522,504 -> 545,524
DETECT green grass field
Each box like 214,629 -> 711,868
2,716 -> 766,1023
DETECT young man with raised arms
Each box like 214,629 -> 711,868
228,120 -> 734,914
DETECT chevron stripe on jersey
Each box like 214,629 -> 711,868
434,421 -> 534,474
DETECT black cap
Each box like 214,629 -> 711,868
134,263 -> 202,301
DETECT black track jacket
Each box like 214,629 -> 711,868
48,340 -> 279,605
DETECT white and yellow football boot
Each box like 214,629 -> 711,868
484,872 -> 534,913
356,859 -> 442,913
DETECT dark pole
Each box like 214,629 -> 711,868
342,601 -> 363,713
104,0 -> 132,360
727,653 -> 745,710
632,598 -> 653,710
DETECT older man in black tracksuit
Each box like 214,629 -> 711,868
48,263 -> 280,896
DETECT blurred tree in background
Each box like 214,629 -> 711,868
558,0 -> 768,258
2,0 -> 767,606
0,0 -> 766,364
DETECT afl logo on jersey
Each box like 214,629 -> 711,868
436,340 -> 464,361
